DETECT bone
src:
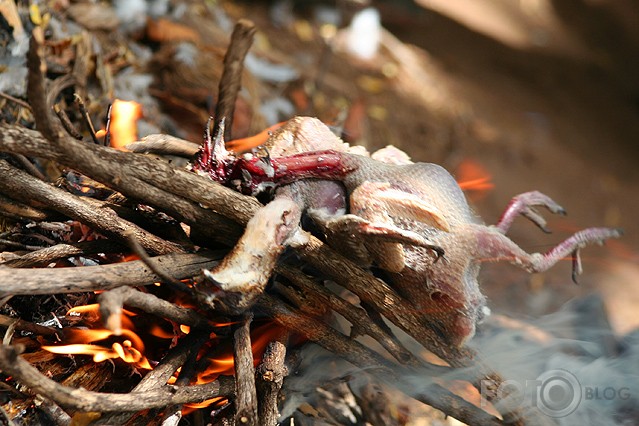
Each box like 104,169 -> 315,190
196,197 -> 302,314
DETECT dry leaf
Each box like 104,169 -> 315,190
146,17 -> 200,44
67,3 -> 119,31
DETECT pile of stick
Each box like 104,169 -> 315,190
0,21 -> 550,426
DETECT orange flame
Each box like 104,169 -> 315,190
43,301 -> 286,413
456,159 -> 494,201
109,100 -> 142,150
225,122 -> 285,152
42,305 -> 152,370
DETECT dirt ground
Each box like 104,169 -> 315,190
228,0 -> 639,334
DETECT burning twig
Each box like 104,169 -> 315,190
159,331 -> 210,426
214,19 -> 256,140
232,314 -> 259,425
97,286 -> 210,334
0,344 -> 235,412
96,330 -> 210,425
0,91 -> 31,110
0,252 -> 219,296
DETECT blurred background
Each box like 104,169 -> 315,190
2,1 -> 639,422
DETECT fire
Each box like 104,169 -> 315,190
108,99 -> 142,150
456,159 -> 494,200
42,299 -> 286,412
42,304 -> 153,370
225,122 -> 285,152
193,322 -> 283,385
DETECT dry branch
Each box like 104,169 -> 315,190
0,193 -> 51,222
96,331 -> 208,425
2,240 -> 125,268
257,295 -> 505,426
214,19 -> 256,140
0,314 -> 60,338
232,314 -> 258,425
0,122 -> 257,231
97,286 -> 210,333
0,252 -> 219,296
0,344 -> 235,412
0,159 -> 183,255
126,134 -> 199,157
255,333 -> 288,426
276,263 -> 422,367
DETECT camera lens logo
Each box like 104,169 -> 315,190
536,369 -> 581,417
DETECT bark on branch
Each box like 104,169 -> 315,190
0,252 -> 220,296
0,344 -> 235,412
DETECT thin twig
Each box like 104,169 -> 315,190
124,230 -> 192,293
0,252 -> 220,296
54,103 -> 84,140
97,286 -> 210,334
0,159 -> 184,255
10,153 -> 47,181
0,344 -> 235,412
74,94 -> 100,144
2,240 -> 125,268
0,91 -> 31,110
0,313 -> 60,338
255,332 -> 288,426
214,19 -> 256,141
232,313 -> 258,425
